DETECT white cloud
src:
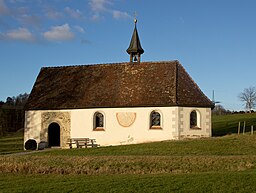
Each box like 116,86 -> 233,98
0,0 -> 9,14
112,10 -> 130,20
43,24 -> 74,41
64,7 -> 82,19
89,0 -> 130,21
74,25 -> 85,33
90,13 -> 101,21
4,27 -> 35,42
89,0 -> 111,12
18,14 -> 41,27
45,9 -> 63,20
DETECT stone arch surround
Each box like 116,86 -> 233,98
41,111 -> 71,148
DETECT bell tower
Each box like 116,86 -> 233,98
126,18 -> 144,63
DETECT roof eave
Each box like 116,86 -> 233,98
25,104 -> 214,111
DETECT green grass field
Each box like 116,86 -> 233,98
1,171 -> 256,193
212,113 -> 256,136
0,131 -> 24,155
1,113 -> 256,192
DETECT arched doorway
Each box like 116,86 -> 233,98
48,122 -> 60,147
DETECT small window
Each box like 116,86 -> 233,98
150,111 -> 162,129
190,110 -> 200,129
94,112 -> 105,131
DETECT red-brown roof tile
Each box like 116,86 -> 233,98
25,61 -> 214,110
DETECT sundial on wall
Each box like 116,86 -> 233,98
116,112 -> 136,127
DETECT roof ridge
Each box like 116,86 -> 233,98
41,60 -> 180,69
41,62 -> 128,69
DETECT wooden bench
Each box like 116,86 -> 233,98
87,139 -> 100,148
67,138 -> 99,148
66,138 -> 76,148
67,138 -> 89,148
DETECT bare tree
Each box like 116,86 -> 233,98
238,87 -> 256,112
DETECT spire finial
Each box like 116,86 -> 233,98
134,11 -> 137,24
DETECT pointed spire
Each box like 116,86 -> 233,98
127,18 -> 144,63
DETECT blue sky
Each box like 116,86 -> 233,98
0,0 -> 256,111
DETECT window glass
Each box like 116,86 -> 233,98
95,113 -> 104,128
190,110 -> 197,128
151,111 -> 161,127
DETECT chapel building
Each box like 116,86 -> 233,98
24,19 -> 214,149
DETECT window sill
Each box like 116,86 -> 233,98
93,127 -> 105,131
150,126 -> 162,130
190,126 -> 201,130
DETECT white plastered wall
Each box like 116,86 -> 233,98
24,110 -> 42,145
71,107 -> 178,146
24,106 -> 212,148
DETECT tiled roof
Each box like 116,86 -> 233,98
25,61 -> 214,110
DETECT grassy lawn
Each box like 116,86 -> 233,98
0,131 -> 24,155
212,113 -> 256,136
1,113 -> 256,192
37,134 -> 256,157
1,171 -> 256,193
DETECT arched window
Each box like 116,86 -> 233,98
190,110 -> 200,129
93,112 -> 105,131
150,111 -> 161,129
